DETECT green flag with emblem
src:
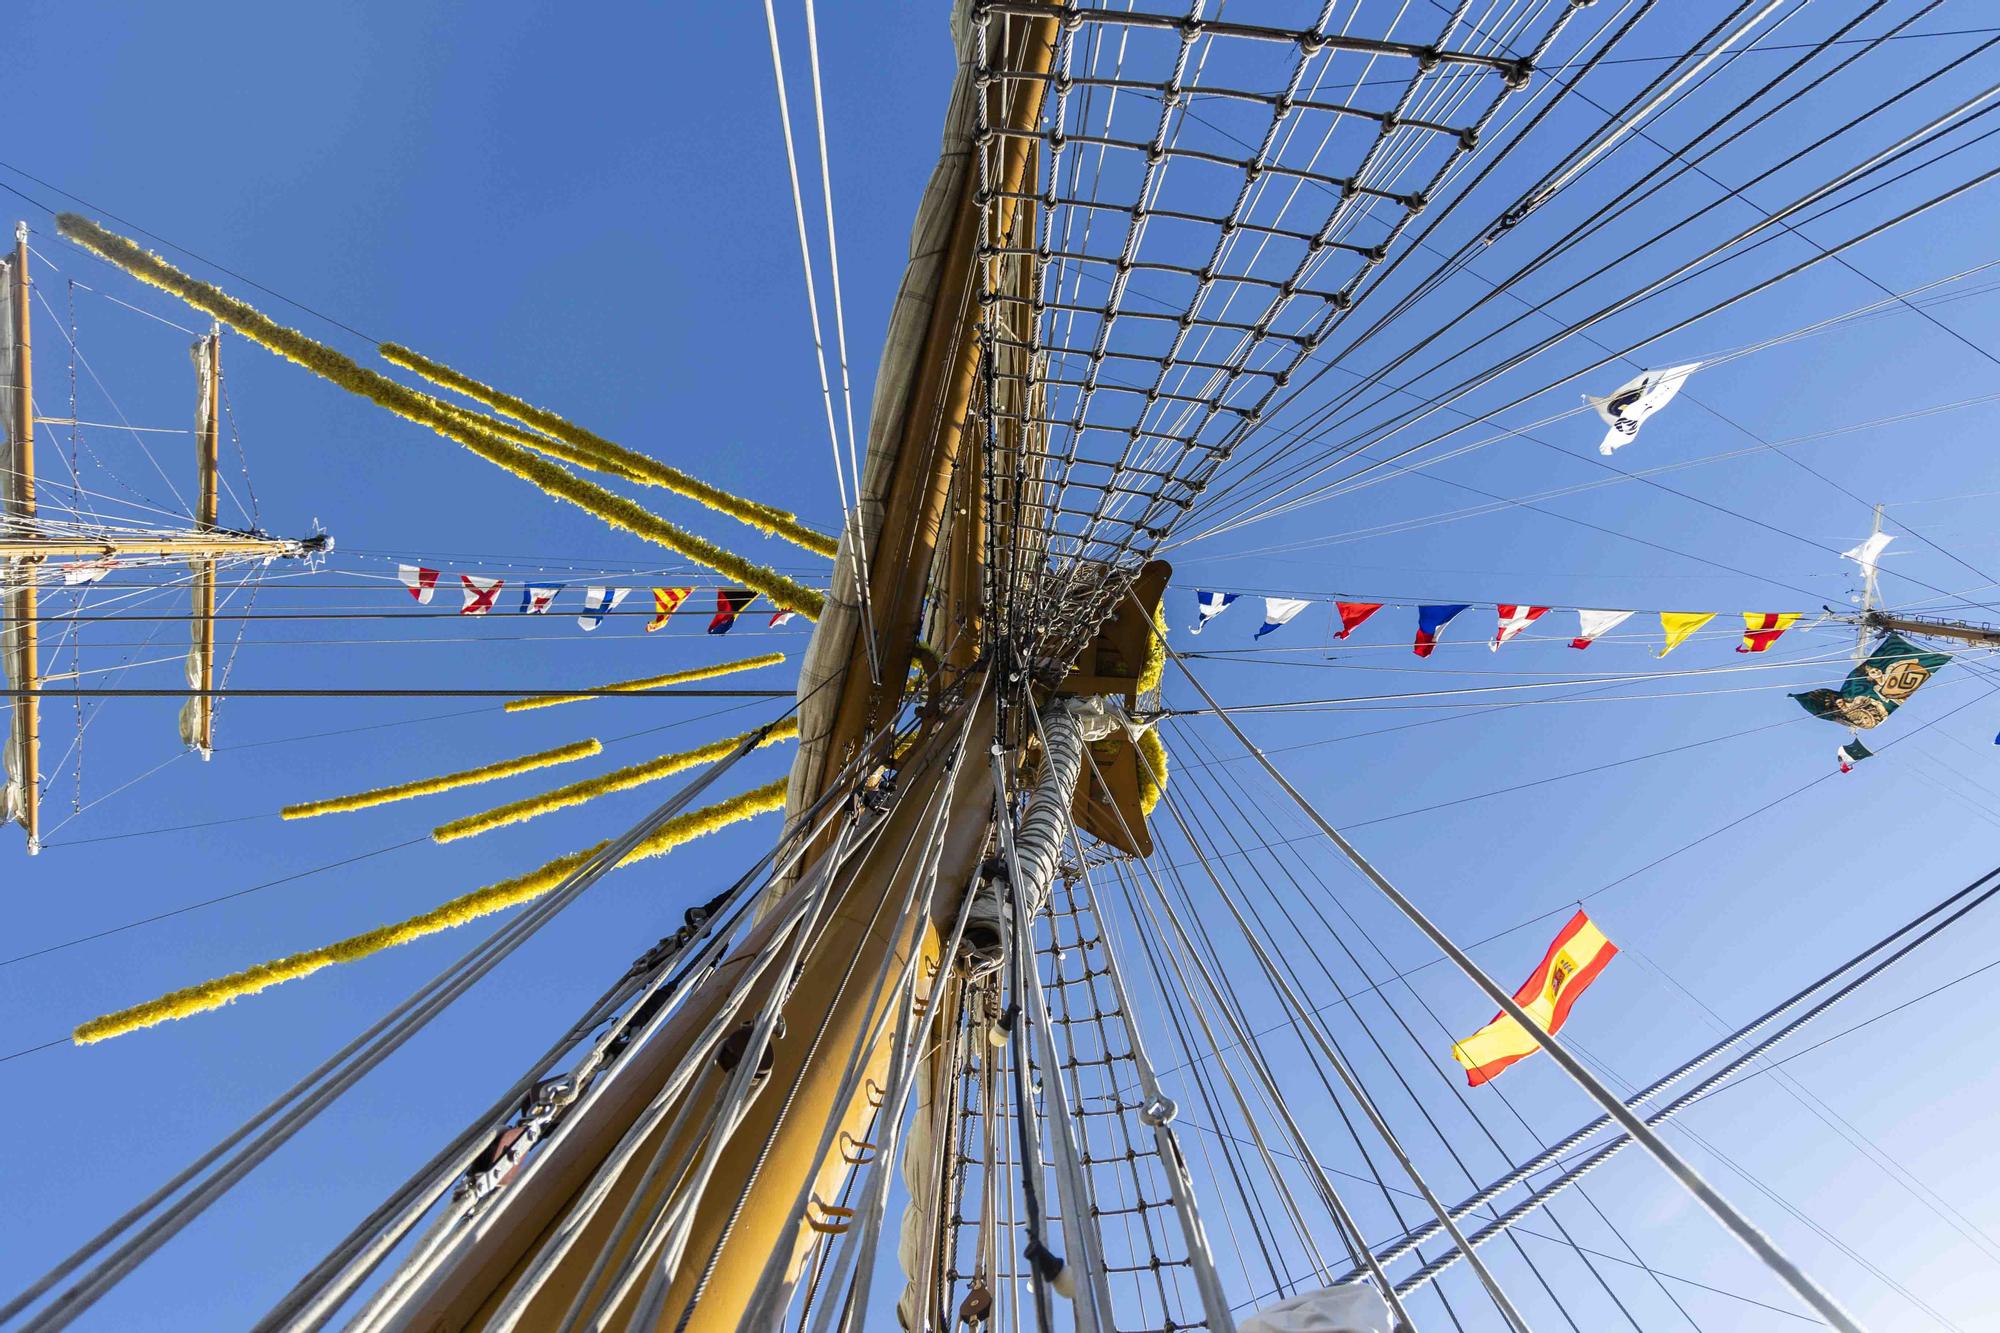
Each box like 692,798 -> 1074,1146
1792,632 -> 1950,730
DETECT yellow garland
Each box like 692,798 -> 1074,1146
428,394 -> 643,483
279,739 -> 601,820
381,343 -> 838,559
54,214 -> 825,620
76,778 -> 789,1044
503,651 -> 787,713
1136,727 -> 1169,816
434,719 -> 799,844
1136,602 -> 1167,696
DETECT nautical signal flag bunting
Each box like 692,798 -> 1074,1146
710,589 -> 756,635
1335,602 -> 1381,640
1190,591 -> 1238,634
399,565 -> 439,604
1413,604 -> 1469,657
1571,609 -> 1632,649
1656,611 -> 1715,657
578,585 -> 629,631
1738,612 -> 1799,653
460,574 -> 504,616
1451,911 -> 1617,1086
1491,604 -> 1548,650
1256,597 -> 1311,640
648,586 -> 693,633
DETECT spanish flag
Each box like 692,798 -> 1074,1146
1451,911 -> 1616,1086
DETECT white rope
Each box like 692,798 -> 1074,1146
1160,626 -> 1866,1333
761,0 -> 880,686
801,0 -> 867,571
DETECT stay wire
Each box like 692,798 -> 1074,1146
1167,729 -> 1622,1330
1192,37 -> 2000,539
1159,604 -> 1867,1330
1175,721 -> 1675,1326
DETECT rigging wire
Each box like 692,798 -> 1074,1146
1188,37 -> 2000,540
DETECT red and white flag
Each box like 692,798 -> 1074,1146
60,559 -> 118,586
1334,601 -> 1382,640
399,564 -> 440,604
460,574 -> 504,616
1491,604 -> 1549,651
1569,609 -> 1633,649
769,609 -> 798,627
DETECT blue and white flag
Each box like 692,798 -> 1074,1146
1255,597 -> 1312,640
577,585 -> 630,631
1190,591 -> 1238,635
520,584 -> 561,615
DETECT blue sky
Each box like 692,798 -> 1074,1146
7,3 -> 2000,1329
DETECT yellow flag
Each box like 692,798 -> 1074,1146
1657,611 -> 1716,657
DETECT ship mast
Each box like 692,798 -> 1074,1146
2,222 -> 324,851
185,325 -> 224,758
5,221 -> 41,850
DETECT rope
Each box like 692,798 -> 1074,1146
4,728 -> 775,1331
1155,606 -> 1866,1332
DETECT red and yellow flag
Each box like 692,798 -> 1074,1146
1451,911 -> 1616,1086
647,585 -> 693,633
1737,611 -> 1800,654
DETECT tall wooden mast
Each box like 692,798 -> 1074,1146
0,226 -> 320,851
185,326 -> 223,758
350,12 -> 1060,1328
7,221 -> 40,851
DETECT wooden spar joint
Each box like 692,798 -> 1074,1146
838,1131 -> 879,1165
714,1018 -> 783,1082
806,1194 -> 857,1235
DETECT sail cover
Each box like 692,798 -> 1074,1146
1,251 -> 24,827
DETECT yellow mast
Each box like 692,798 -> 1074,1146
362,13 -> 1059,1328
185,327 -> 222,757
1,228 -> 317,846
8,221 -> 39,851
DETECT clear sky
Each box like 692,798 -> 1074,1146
6,3 -> 2000,1330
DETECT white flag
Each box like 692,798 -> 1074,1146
1841,531 -> 1893,581
1585,363 -> 1699,456
1255,597 -> 1312,640
577,585 -> 630,631
60,559 -> 117,586
1569,609 -> 1634,649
